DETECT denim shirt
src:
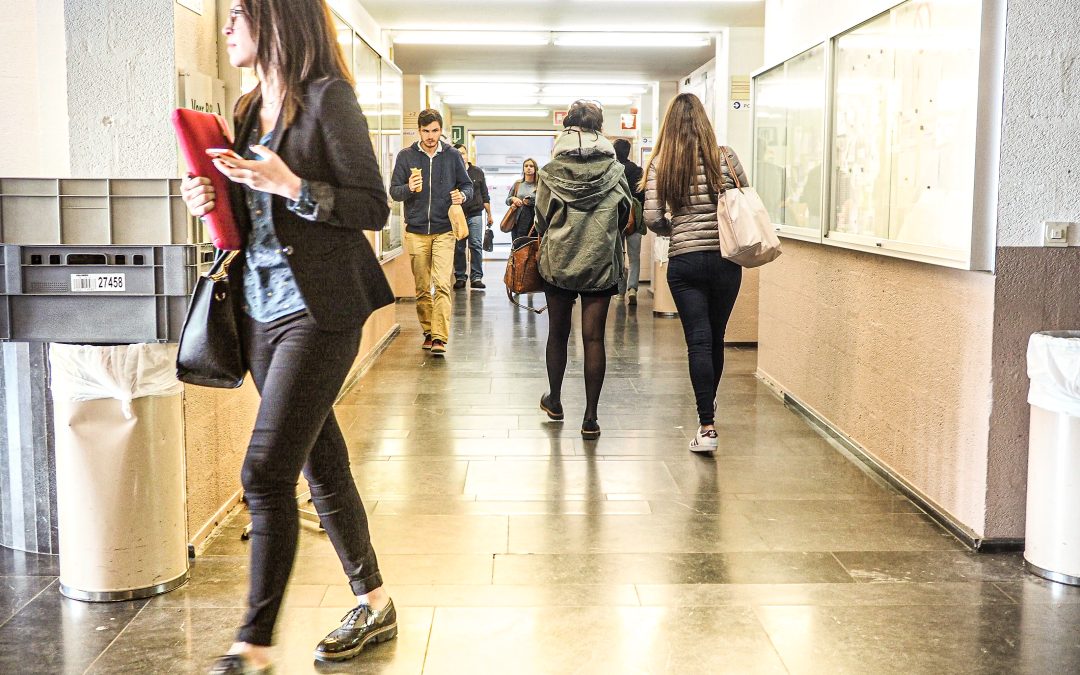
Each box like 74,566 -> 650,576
241,128 -> 312,323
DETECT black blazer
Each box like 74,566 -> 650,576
228,77 -> 394,332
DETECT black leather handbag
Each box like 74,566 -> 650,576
176,250 -> 246,388
483,226 -> 494,252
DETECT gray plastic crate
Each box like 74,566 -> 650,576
0,243 -> 213,344
0,178 -> 209,245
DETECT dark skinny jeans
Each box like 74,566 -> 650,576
237,310 -> 382,646
666,251 -> 743,426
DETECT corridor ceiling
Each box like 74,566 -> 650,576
360,0 -> 766,82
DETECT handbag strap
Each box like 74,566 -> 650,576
719,146 -> 743,191
209,249 -> 240,281
506,284 -> 547,314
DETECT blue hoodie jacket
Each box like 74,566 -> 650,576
389,140 -> 474,235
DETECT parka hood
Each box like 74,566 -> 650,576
540,128 -> 625,210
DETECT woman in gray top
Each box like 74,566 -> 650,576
643,93 -> 749,453
506,158 -> 539,241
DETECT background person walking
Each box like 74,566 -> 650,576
389,109 -> 473,356
643,93 -> 748,453
534,101 -> 632,439
613,138 -> 645,305
452,142 -> 492,289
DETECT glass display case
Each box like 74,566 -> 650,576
330,11 -> 404,261
752,0 -> 989,268
752,44 -> 826,239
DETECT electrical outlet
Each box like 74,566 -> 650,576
1043,221 -> 1070,247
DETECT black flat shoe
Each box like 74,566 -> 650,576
540,393 -> 564,421
581,418 -> 600,440
314,600 -> 398,662
207,654 -> 271,674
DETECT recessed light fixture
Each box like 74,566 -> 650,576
433,83 -> 541,96
553,32 -> 711,48
467,109 -> 549,118
393,31 -> 550,46
443,96 -> 540,106
541,84 -> 648,97
539,97 -> 634,107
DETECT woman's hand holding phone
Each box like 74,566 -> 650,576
210,144 -> 303,201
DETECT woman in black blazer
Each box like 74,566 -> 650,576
180,2 -> 395,672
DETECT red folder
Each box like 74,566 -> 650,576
171,109 -> 244,251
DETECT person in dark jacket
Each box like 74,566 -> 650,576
643,92 -> 749,453
180,1 -> 395,672
389,110 -> 473,355
534,100 -> 632,440
613,138 -> 645,305
452,143 -> 492,289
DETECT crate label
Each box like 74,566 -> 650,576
71,274 -> 126,292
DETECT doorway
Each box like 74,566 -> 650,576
470,132 -> 557,259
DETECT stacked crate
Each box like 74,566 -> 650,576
0,178 -> 213,343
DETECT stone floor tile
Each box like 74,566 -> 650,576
422,606 -> 787,675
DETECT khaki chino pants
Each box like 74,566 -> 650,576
406,231 -> 456,343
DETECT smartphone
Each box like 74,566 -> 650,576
206,148 -> 241,160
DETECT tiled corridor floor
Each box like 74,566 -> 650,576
2,267 -> 1080,673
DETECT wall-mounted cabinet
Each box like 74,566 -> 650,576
333,12 -> 403,261
752,0 -> 999,270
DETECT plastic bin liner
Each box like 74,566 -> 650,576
1027,331 -> 1080,417
48,343 -> 183,419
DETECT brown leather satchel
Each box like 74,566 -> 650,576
504,227 -> 546,314
499,203 -> 520,233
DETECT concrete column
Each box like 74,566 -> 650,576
0,342 -> 57,554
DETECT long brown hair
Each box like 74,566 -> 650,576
521,158 -> 538,183
239,0 -> 354,125
643,93 -> 724,211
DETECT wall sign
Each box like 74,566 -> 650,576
553,111 -> 567,126
450,126 -> 465,145
620,113 -> 638,131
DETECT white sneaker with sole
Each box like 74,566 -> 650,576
689,427 -> 719,453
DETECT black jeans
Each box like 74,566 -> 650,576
667,251 -> 743,426
237,311 -> 381,646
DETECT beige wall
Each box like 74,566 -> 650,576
758,241 -> 996,534
183,381 -> 260,545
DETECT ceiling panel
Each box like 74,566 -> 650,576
359,0 -> 766,32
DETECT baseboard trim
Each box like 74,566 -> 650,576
338,323 -> 400,401
757,372 -> 1023,553
189,489 -> 243,552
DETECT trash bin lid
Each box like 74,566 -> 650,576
1028,331 -> 1080,417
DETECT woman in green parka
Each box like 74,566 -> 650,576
534,100 -> 632,439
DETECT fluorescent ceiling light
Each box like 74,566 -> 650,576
540,97 -> 634,107
433,83 -> 540,96
443,96 -> 540,106
553,32 -> 710,48
541,84 -> 647,97
468,109 -> 549,118
393,31 -> 549,46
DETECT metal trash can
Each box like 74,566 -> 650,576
49,343 -> 189,601
1025,330 -> 1080,586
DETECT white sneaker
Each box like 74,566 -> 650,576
689,426 -> 719,452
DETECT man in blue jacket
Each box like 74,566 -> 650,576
390,109 -> 473,356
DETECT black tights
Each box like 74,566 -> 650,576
544,293 -> 611,421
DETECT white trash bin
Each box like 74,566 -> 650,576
1025,330 -> 1080,586
49,343 -> 189,601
